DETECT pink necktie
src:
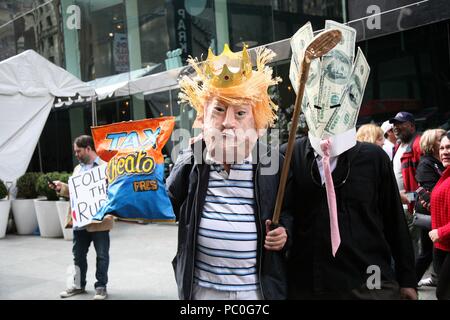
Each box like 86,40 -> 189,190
320,139 -> 341,257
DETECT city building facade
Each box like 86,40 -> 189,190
0,0 -> 449,172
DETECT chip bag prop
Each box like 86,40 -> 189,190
91,117 -> 175,222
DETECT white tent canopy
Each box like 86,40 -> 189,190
88,66 -> 154,100
0,50 -> 95,183
81,64 -> 177,100
114,67 -> 181,97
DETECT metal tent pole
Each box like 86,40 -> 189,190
91,95 -> 97,126
37,140 -> 43,173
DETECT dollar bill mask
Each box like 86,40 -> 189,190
290,21 -> 370,257
290,21 -> 370,157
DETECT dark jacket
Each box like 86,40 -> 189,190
414,154 -> 444,214
285,137 -> 417,299
166,140 -> 293,300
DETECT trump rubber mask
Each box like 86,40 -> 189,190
178,44 -> 281,163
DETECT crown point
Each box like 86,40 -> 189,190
207,47 -> 214,59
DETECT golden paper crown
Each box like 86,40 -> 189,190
204,44 -> 253,88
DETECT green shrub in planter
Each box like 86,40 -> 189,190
0,179 -> 8,199
59,172 -> 71,184
36,172 -> 60,201
16,172 -> 41,199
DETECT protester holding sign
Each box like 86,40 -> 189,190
49,135 -> 110,300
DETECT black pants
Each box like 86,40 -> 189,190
415,228 -> 438,283
434,248 -> 450,300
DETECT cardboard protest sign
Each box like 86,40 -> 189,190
68,164 -> 108,228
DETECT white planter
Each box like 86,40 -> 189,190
11,199 -> 38,235
56,201 -> 73,241
0,200 -> 11,238
34,199 -> 63,238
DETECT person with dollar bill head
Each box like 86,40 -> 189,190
283,21 -> 417,299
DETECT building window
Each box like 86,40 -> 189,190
77,1 -> 128,80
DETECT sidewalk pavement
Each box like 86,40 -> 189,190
0,220 -> 437,300
0,221 -> 179,300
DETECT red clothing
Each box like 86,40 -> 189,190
394,134 -> 422,213
431,166 -> 450,252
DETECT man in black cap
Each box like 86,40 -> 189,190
390,112 -> 422,212
390,112 -> 422,258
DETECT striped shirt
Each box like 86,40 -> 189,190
194,162 -> 259,291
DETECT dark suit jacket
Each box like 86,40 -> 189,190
283,137 -> 416,299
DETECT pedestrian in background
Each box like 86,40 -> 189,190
381,121 -> 396,160
356,123 -> 384,147
428,131 -> 450,300
390,112 -> 422,258
415,129 -> 445,287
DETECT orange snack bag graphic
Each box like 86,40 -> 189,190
91,117 -> 175,222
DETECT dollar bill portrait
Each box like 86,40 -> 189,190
323,50 -> 351,84
347,74 -> 362,109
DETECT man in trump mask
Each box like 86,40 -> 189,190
284,21 -> 417,299
167,44 -> 293,300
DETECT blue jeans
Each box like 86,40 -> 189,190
73,229 -> 110,289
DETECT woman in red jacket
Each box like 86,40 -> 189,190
429,131 -> 450,300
